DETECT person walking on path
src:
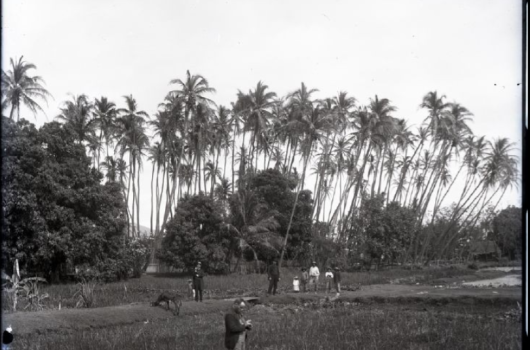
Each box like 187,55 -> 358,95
308,261 -> 320,293
300,268 -> 309,293
333,266 -> 342,294
324,268 -> 334,293
225,298 -> 252,350
267,260 -> 280,295
193,266 -> 204,302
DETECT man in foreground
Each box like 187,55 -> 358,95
225,299 -> 252,350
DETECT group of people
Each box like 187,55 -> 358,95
267,260 -> 342,295
297,261 -> 342,294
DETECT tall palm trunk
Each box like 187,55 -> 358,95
150,162 -> 155,235
329,140 -> 365,227
376,143 -> 388,195
153,108 -> 192,265
131,157 -> 136,237
136,158 -> 141,236
125,155 -> 133,237
279,139 -> 313,266
341,142 -> 373,239
231,132 -> 236,192
402,140 -> 425,205
431,160 -> 466,221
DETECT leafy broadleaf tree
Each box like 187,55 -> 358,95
490,206 -> 522,260
157,194 -> 231,274
1,118 -> 128,282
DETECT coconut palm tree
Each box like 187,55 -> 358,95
93,97 -> 117,165
56,94 -> 96,145
148,142 -> 165,236
1,56 -> 52,121
148,71 -> 216,267
101,156 -> 119,183
279,87 -> 334,265
115,95 -> 149,237
241,81 -> 277,169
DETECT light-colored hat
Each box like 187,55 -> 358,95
6,326 -> 12,333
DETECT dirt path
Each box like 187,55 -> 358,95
3,284 -> 521,336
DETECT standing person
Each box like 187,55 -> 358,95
187,279 -> 195,300
293,276 -> 300,292
193,266 -> 204,302
333,266 -> 342,294
324,268 -> 334,293
225,298 -> 252,350
300,267 -> 309,293
308,261 -> 320,293
267,260 -> 280,295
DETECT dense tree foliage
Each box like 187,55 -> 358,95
348,195 -> 416,267
157,194 -> 231,274
490,206 -> 522,260
1,117 -> 130,281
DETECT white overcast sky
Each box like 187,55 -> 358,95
2,0 -> 523,227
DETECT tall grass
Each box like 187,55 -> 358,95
15,305 -> 521,350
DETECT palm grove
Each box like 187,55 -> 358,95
1,57 -> 521,281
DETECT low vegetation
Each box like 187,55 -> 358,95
2,264 -> 518,312
14,303 -> 521,350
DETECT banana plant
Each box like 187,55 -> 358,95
2,274 -> 48,311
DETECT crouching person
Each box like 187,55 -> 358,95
225,299 -> 252,350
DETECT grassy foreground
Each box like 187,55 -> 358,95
14,304 -> 521,350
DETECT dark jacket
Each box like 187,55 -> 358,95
333,270 -> 341,283
224,311 -> 246,349
267,264 -> 280,279
301,271 -> 309,282
193,269 -> 204,289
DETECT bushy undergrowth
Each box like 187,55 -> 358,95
15,305 -> 521,350
1,265 -> 512,312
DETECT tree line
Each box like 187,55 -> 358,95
1,56 -> 520,279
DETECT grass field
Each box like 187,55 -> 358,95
3,264 -> 523,349
4,263 -> 517,312
14,303 -> 521,350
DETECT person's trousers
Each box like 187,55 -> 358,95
267,277 -> 279,295
326,279 -> 333,293
195,287 -> 203,302
309,276 -> 319,291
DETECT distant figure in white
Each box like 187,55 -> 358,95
308,261 -> 320,293
325,268 -> 334,293
293,276 -> 300,292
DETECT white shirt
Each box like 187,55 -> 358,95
309,266 -> 320,277
325,271 -> 333,279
